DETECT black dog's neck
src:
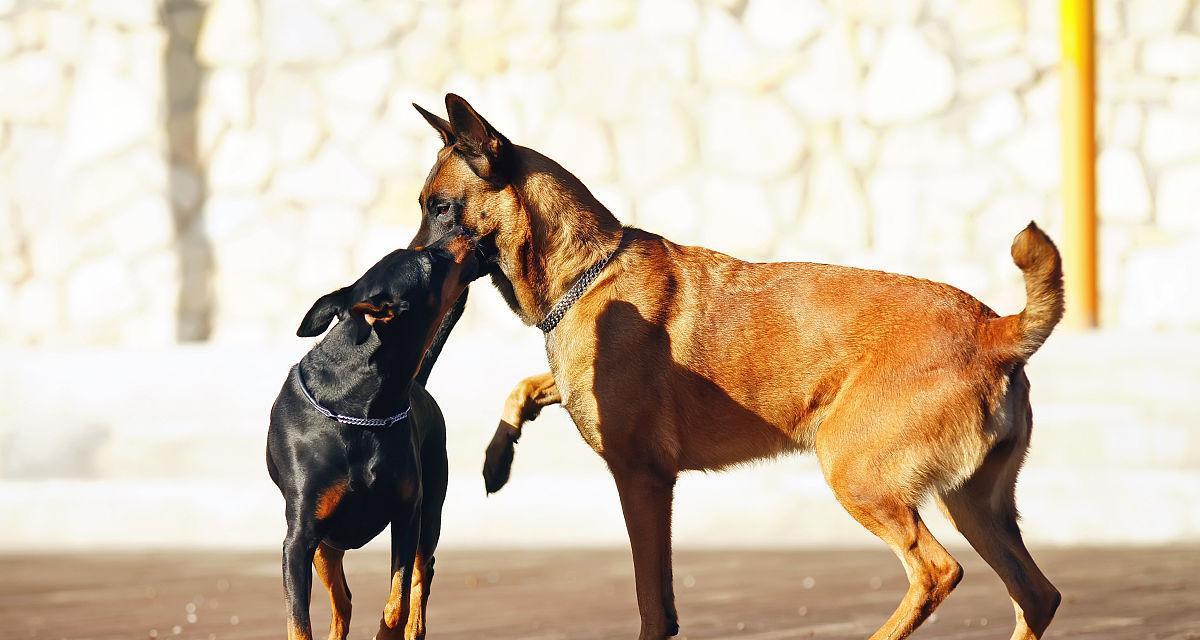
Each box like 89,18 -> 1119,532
298,322 -> 420,422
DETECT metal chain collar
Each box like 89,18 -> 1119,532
536,234 -> 624,333
294,365 -> 411,428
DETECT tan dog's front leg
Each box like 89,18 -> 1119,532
483,372 -> 560,493
612,467 -> 679,640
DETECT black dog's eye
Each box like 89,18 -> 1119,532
434,201 -> 454,224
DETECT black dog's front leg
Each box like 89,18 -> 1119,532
376,508 -> 420,640
282,519 -> 319,640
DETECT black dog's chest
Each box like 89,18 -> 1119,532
320,432 -> 422,550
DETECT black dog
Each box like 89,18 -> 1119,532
267,230 -> 477,640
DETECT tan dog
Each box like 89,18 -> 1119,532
412,94 -> 1063,640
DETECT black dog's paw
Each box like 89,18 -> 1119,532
483,421 -> 518,494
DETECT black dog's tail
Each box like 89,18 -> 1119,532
415,290 -> 468,386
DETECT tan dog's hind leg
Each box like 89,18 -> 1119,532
819,435 -> 962,639
313,543 -> 352,640
938,438 -> 1060,640
836,492 -> 962,639
612,467 -> 679,640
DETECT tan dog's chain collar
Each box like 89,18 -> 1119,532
536,233 -> 624,333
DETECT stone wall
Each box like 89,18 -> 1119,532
1,0 -> 1199,346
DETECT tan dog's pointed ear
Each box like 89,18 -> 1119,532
413,103 -> 455,145
445,93 -> 511,181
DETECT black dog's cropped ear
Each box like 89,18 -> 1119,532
297,286 -> 351,337
413,103 -> 455,146
445,93 -> 511,181
346,299 -> 409,345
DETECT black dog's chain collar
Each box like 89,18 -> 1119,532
536,233 -> 624,334
293,365 -> 411,427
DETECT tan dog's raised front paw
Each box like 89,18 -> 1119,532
483,421 -> 519,493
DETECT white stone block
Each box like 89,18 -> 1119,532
208,129 -> 274,192
1126,0 -> 1189,35
868,170 -> 919,256
264,0 -> 343,64
88,0 -> 157,26
203,69 -> 251,128
959,57 -> 1034,99
999,123 -> 1060,191
1107,103 -> 1143,148
303,204 -> 365,249
968,92 -> 1023,147
636,181 -> 703,244
1156,163 -> 1200,232
203,195 -> 262,240
861,27 -> 955,124
839,118 -> 878,168
107,195 -> 174,256
559,32 -> 640,119
536,114 -> 613,182
198,0 -> 260,68
0,53 -> 65,123
1097,148 -> 1151,223
1143,36 -> 1200,77
337,5 -> 399,51
614,101 -> 695,192
319,52 -> 394,111
65,257 -> 139,340
780,24 -> 860,121
44,10 -> 87,60
1144,109 -> 1200,166
700,177 -> 777,258
0,20 -> 14,58
950,0 -> 1023,40
743,0 -> 828,50
799,156 -> 869,252
63,65 -> 155,167
565,0 -> 634,28
841,0 -> 923,23
701,92 -> 805,179
635,0 -> 700,37
697,7 -> 793,91
11,279 -> 58,343
1119,237 -> 1200,329
272,145 -> 378,206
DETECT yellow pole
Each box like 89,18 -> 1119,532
1060,0 -> 1099,328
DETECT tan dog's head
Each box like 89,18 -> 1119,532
411,94 -> 524,257
412,94 -> 621,321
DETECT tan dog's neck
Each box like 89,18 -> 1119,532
499,148 -> 623,325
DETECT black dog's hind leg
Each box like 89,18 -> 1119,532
377,508 -> 420,640
283,504 -> 320,640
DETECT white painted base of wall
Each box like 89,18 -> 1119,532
2,330 -> 1197,550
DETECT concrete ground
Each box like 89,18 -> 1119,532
3,546 -> 1198,640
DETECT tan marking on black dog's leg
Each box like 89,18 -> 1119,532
314,542 -> 352,640
314,479 -> 348,521
403,549 -> 432,640
377,513 -> 420,640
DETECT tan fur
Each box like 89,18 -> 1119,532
421,95 -> 1063,640
314,479 -> 348,521
313,542 -> 352,640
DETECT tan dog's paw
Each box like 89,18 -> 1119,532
483,421 -> 519,493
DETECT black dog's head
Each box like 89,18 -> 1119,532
296,230 -> 479,354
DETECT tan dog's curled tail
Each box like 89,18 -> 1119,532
988,221 -> 1065,362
